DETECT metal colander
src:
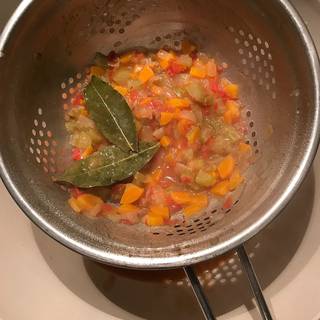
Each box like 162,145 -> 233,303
0,0 -> 319,272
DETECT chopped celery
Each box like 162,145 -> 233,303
113,67 -> 132,85
195,169 -> 216,187
189,159 -> 205,170
186,82 -> 206,103
177,54 -> 193,68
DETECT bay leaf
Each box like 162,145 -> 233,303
85,76 -> 138,152
55,141 -> 159,188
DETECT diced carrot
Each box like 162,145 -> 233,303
76,194 -> 104,211
90,66 -> 105,77
149,205 -> 170,219
165,152 -> 175,165
140,97 -> 153,106
160,112 -> 175,126
211,170 -> 218,180
120,183 -> 144,204
224,100 -> 240,124
170,191 -> 193,204
167,98 -> 190,108
138,65 -> 154,83
146,214 -> 164,226
112,84 -> 128,96
120,53 -> 133,64
190,66 -> 206,78
224,83 -> 239,99
157,50 -> 175,70
187,126 -> 200,144
146,168 -> 162,184
160,135 -> 171,147
81,145 -> 94,159
217,155 -> 235,179
183,204 -> 203,217
191,194 -> 208,207
117,204 -> 140,214
211,180 -> 230,196
239,142 -> 252,153
68,197 -> 81,213
228,169 -> 244,191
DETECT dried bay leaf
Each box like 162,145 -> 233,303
85,76 -> 138,152
55,142 -> 159,188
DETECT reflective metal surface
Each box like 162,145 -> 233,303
0,0 -> 319,268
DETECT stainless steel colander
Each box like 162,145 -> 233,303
0,0 -> 319,317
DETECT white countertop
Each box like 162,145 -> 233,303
1,1 -> 320,319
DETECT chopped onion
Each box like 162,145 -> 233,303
179,110 -> 196,122
153,127 -> 165,139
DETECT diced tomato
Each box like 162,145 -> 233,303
72,148 -> 82,160
134,52 -> 145,62
176,137 -> 188,150
217,65 -> 224,73
70,187 -> 84,198
170,204 -> 183,213
166,196 -> 183,213
223,196 -> 233,210
209,79 -> 227,99
102,203 -> 115,212
107,50 -> 117,63
111,184 -> 126,202
130,90 -> 139,103
190,51 -> 198,61
72,93 -> 84,106
150,99 -> 164,111
159,178 -> 173,188
107,68 -> 114,81
202,106 -> 211,116
167,61 -> 186,76
164,122 -> 175,136
200,137 -> 214,159
120,219 -> 135,225
180,175 -> 193,184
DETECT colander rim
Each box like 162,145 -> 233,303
0,0 -> 319,269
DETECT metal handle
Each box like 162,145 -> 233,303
184,266 -> 216,320
237,244 -> 273,320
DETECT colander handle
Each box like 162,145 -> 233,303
184,265 -> 216,320
184,245 -> 273,320
237,244 -> 273,320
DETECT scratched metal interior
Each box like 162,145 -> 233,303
0,0 -> 317,267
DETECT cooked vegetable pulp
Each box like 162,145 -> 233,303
59,45 -> 252,226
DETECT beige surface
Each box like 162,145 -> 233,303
1,0 -> 320,319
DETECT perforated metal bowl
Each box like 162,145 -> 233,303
0,0 -> 319,269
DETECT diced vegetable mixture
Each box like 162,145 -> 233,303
58,44 -> 252,226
